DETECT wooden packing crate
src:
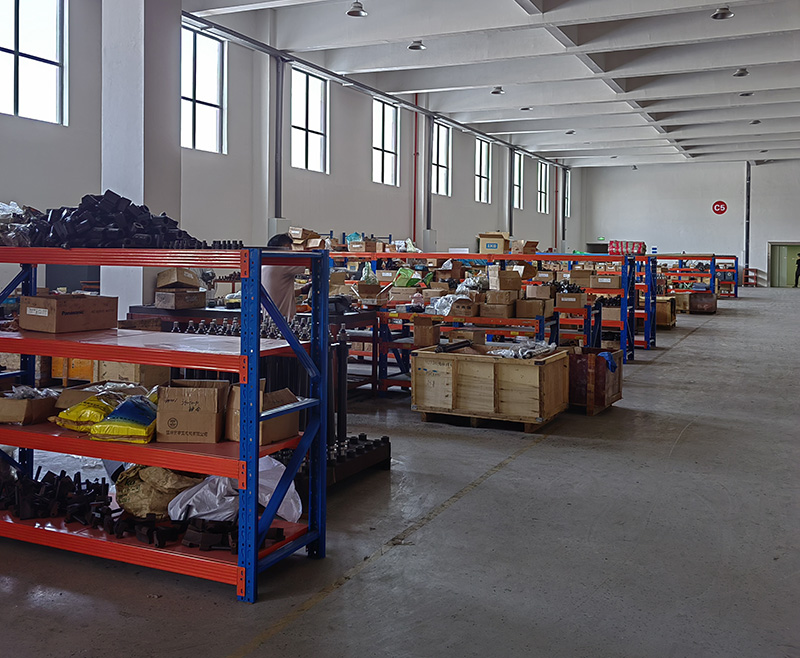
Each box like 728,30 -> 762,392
410,345 -> 569,432
568,348 -> 623,416
655,296 -> 677,328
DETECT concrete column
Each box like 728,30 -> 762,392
100,0 -> 182,317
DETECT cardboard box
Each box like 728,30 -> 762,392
449,299 -> 476,317
535,271 -> 555,282
477,231 -> 511,254
346,261 -> 361,273
376,270 -> 397,283
156,380 -> 230,443
51,357 -> 97,381
430,281 -> 450,291
488,265 -> 522,291
590,275 -> 622,289
423,289 -> 446,304
348,240 -> 377,252
434,262 -> 465,281
510,263 -> 537,280
556,293 -> 589,309
288,226 -> 319,241
356,283 -> 382,297
602,307 -> 622,322
413,317 -> 441,347
526,284 -> 557,300
479,303 -> 515,318
306,237 -> 326,249
511,240 -> 539,255
97,362 -> 171,389
56,381 -> 149,410
467,291 -> 486,304
515,299 -> 554,318
486,289 -> 519,305
156,268 -> 201,290
447,329 -> 486,345
0,395 -> 57,425
20,295 -> 118,334
226,384 -> 299,445
155,290 -> 206,310
389,286 -> 420,302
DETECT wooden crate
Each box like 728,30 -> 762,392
410,345 -> 569,431
655,295 -> 677,328
51,357 -> 98,384
689,291 -> 717,314
674,291 -> 691,313
568,348 -> 623,416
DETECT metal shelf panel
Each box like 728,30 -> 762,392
0,247 -> 247,270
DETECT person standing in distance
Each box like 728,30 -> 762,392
795,253 -> 800,288
261,233 -> 311,319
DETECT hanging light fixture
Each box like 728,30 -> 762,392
733,68 -> 749,77
739,92 -> 754,97
520,106 -> 532,111
491,86 -> 505,95
408,40 -> 426,51
346,1 -> 367,17
565,130 -> 575,135
750,119 -> 761,125
711,6 -> 734,20
632,165 -> 638,171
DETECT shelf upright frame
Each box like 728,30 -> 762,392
620,255 -> 635,363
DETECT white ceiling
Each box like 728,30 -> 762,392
183,0 -> 800,168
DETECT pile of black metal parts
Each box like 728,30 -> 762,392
0,189 -> 218,249
555,281 -> 586,294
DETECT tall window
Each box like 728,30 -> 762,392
372,99 -> 398,186
513,151 -> 524,210
475,138 -> 491,204
181,27 -> 225,153
564,169 -> 571,218
431,122 -> 451,196
537,161 -> 550,214
0,0 -> 65,124
291,68 -> 328,173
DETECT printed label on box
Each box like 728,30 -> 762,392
486,242 -> 499,249
599,277 -> 611,283
561,297 -> 576,302
26,307 -> 48,316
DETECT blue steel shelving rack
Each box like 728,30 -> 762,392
0,248 -> 328,603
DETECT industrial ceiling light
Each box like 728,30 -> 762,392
491,86 -> 505,95
733,68 -> 749,77
750,119 -> 762,125
739,92 -> 754,97
520,106 -> 532,111
711,6 -> 734,20
565,130 -> 575,135
610,155 -> 618,159
631,165 -> 638,171
760,149 -> 769,153
346,1 -> 367,17
408,40 -> 426,51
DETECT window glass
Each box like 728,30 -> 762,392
18,0 -> 58,62
0,52 -> 13,115
18,57 -> 58,123
194,103 -> 220,153
307,75 -> 325,133
180,27 -> 225,153
0,0 -> 14,50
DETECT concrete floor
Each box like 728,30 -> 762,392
2,288 -> 799,658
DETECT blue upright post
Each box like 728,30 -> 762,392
19,263 -> 36,477
620,256 -> 635,363
238,248 -> 261,603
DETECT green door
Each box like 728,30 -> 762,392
770,244 -> 800,287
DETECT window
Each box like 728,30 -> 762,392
513,152 -> 524,210
291,68 -> 328,173
372,99 -> 398,186
537,161 -> 550,214
431,122 -> 451,196
0,0 -> 65,124
564,169 -> 571,218
474,138 -> 491,204
181,27 -> 225,153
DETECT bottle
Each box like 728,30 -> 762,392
197,320 -> 207,335
221,319 -> 229,336
208,319 -> 218,335
170,321 -> 180,333
186,320 -> 196,334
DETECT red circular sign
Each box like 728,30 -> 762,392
712,200 -> 727,215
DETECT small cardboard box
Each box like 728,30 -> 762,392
389,286 -> 419,302
306,237 -> 326,249
56,381 -> 149,410
288,226 -> 319,241
526,284 -> 557,300
155,290 -> 206,310
20,295 -> 118,334
535,271 -> 555,282
413,317 -> 441,347
486,289 -> 519,305
156,380 -> 230,443
226,384 -> 299,445
156,268 -> 201,290
488,266 -> 522,291
450,299 -> 476,317
590,275 -> 622,289
346,262 -> 361,273
356,283 -> 382,297
423,289 -> 446,304
516,299 -> 554,319
511,240 -> 539,255
479,303 -> 515,318
430,281 -> 450,291
602,307 -> 622,322
97,362 -> 171,389
556,293 -> 589,309
510,263 -> 537,280
376,270 -> 397,283
348,240 -> 377,252
447,329 -> 486,345
477,231 -> 511,254
434,262 -> 465,281
0,395 -> 57,425
466,291 -> 486,304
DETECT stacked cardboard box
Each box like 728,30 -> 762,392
288,226 -> 324,251
154,267 -> 206,310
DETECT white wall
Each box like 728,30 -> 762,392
581,162 -> 747,257
750,160 -> 800,277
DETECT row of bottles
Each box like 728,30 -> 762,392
168,316 -> 313,340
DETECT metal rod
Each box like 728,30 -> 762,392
274,57 -> 285,219
744,161 -> 751,269
425,115 -> 433,231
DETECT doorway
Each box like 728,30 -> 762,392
768,243 -> 800,287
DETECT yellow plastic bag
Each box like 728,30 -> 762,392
50,392 -> 124,432
90,395 -> 157,444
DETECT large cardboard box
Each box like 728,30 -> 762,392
413,317 -> 441,347
449,299 -> 476,317
488,265 -> 522,291
56,381 -> 149,410
434,263 -> 465,281
510,263 -> 537,280
155,290 -> 206,310
534,271 -> 555,283
226,384 -> 299,445
156,380 -> 230,443
156,268 -> 201,290
511,240 -> 539,255
556,293 -> 589,309
288,226 -> 319,241
97,362 -> 171,388
20,295 -> 118,334
447,329 -> 486,345
602,307 -> 622,322
590,275 -> 622,289
486,289 -> 519,305
477,231 -> 511,254
479,303 -> 515,318
515,299 -> 554,318
423,288 -> 446,304
526,284 -> 557,300
376,270 -> 397,284
0,395 -> 57,425
348,240 -> 377,252
389,286 -> 419,302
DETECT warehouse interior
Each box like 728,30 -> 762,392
1,1 -> 799,656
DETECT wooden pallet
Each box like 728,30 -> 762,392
418,410 -> 555,434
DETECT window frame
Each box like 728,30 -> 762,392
181,26 -> 226,153
372,98 -> 399,186
513,151 -> 524,210
0,0 -> 66,124
431,121 -> 452,197
290,67 -> 329,173
474,137 -> 492,204
537,161 -> 550,215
